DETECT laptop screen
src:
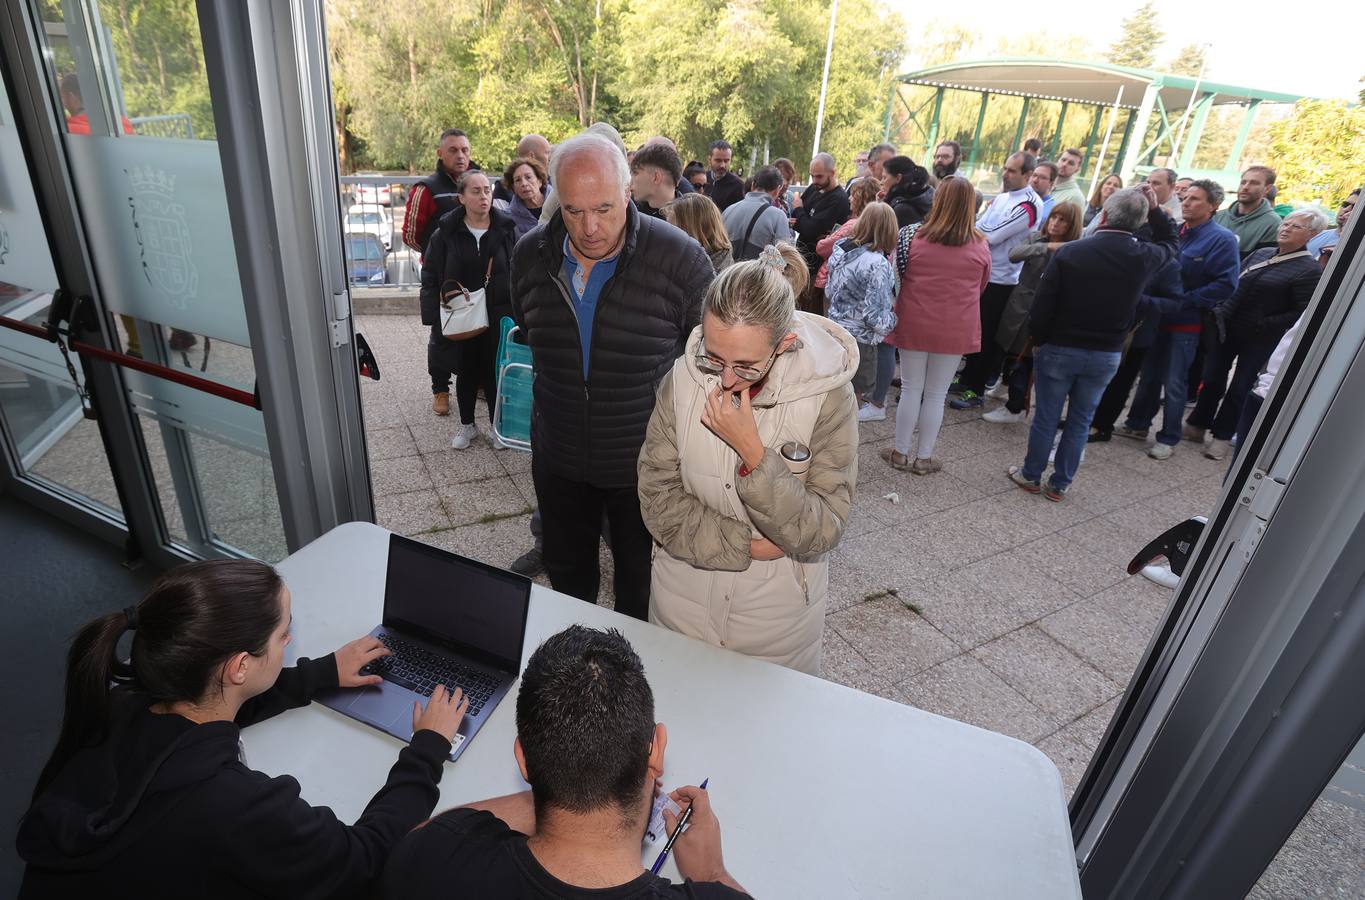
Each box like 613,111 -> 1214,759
382,535 -> 530,671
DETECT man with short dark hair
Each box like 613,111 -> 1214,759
790,152 -> 851,310
722,165 -> 793,260
1147,167 -> 1182,223
950,152 -> 1041,409
629,142 -> 684,218
1009,185 -> 1177,499
1030,161 -> 1058,227
383,626 -> 751,899
510,134 -> 713,619
858,142 -> 897,186
703,140 -> 745,211
1050,148 -> 1086,210
1215,165 -> 1282,257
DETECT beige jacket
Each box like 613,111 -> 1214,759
638,312 -> 859,674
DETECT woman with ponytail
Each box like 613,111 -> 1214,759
17,560 -> 468,899
637,242 -> 859,674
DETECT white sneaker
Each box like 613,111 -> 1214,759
1205,438 -> 1231,461
450,422 -> 478,450
1141,562 -> 1180,589
1148,442 -> 1174,460
489,429 -> 509,451
857,403 -> 886,422
982,407 -> 1025,424
985,382 -> 1010,401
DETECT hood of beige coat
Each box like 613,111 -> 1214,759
683,310 -> 858,407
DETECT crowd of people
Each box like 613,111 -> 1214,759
397,120 -> 1347,655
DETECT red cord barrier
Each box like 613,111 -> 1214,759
0,315 -> 260,409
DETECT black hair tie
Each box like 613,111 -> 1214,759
123,605 -> 139,631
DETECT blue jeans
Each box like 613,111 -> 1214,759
871,343 -> 897,406
1023,344 -> 1121,490
1124,330 -> 1200,446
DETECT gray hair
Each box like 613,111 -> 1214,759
1285,207 -> 1329,233
811,152 -> 836,172
868,142 -> 897,158
549,132 -> 630,194
1150,167 -> 1178,184
1102,187 -> 1150,231
1189,178 -> 1225,209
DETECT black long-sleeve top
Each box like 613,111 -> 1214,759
17,655 -> 450,899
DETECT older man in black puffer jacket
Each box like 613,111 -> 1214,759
510,132 -> 714,619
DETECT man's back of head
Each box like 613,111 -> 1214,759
750,165 -> 784,195
516,626 -> 656,822
1099,187 -> 1149,232
517,133 -> 553,168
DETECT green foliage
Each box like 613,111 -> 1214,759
1166,44 -> 1207,78
1106,2 -> 1163,70
1267,100 -> 1365,206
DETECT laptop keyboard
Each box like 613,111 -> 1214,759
360,634 -> 501,717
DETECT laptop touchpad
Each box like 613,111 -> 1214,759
345,686 -> 411,731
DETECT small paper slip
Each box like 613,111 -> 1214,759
644,792 -> 683,849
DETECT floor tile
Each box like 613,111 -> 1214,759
972,625 -> 1122,722
896,655 -> 1059,743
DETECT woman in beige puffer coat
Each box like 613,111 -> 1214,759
638,243 -> 859,674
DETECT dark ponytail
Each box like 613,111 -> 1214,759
34,560 -> 284,799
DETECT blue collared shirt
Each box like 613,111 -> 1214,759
560,235 -> 620,379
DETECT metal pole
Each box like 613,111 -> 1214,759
1088,85 -> 1125,197
1170,45 -> 1210,163
811,0 -> 839,158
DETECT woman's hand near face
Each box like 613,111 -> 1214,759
334,635 -> 389,688
701,386 -> 765,471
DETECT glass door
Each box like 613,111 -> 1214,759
0,0 -> 373,564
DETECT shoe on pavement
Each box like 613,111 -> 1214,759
450,422 -> 478,450
1148,442 -> 1175,460
432,391 -> 451,416
857,402 -> 887,422
1205,438 -> 1231,460
509,546 -> 544,577
949,391 -> 983,410
1087,428 -> 1112,443
1006,465 -> 1041,493
1042,481 -> 1067,502
983,407 -> 1025,424
911,457 -> 942,475
1182,423 -> 1207,443
947,380 -> 966,396
1113,425 -> 1148,441
1140,562 -> 1180,589
984,382 -> 1010,401
489,429 -> 509,450
880,446 -> 912,471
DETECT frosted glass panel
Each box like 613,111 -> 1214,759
65,135 -> 250,346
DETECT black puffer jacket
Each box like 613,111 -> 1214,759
1219,247 -> 1320,342
420,206 -> 518,337
510,203 -> 713,488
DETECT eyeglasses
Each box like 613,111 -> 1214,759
695,341 -> 780,383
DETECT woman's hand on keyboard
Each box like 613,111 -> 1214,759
335,635 -> 391,687
413,685 -> 469,744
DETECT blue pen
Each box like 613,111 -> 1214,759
650,777 -> 709,875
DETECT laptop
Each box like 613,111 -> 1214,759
317,534 -> 531,761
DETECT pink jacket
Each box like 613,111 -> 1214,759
814,217 -> 857,289
886,237 -> 992,355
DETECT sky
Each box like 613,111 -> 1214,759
896,0 -> 1364,102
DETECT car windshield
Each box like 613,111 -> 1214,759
347,212 -> 385,225
347,236 -> 384,261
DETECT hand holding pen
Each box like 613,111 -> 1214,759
653,779 -> 718,876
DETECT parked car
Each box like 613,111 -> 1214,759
345,204 -> 394,250
353,175 -> 392,206
345,232 -> 387,286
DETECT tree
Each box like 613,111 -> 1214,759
1167,43 -> 1207,77
1106,2 -> 1163,70
1267,100 -> 1365,206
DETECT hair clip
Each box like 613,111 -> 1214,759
758,245 -> 787,271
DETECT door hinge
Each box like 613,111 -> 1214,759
330,319 -> 351,348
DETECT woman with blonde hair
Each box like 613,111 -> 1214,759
882,176 -> 992,474
825,201 -> 899,419
638,242 -> 858,674
814,177 -> 882,291
664,193 -> 734,274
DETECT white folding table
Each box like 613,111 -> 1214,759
240,522 -> 1082,899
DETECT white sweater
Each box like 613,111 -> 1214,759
1254,313 -> 1306,399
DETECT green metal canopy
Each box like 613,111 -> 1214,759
885,57 -> 1306,191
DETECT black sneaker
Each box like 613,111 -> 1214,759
947,380 -> 966,396
510,546 -> 544,577
1087,428 -> 1112,443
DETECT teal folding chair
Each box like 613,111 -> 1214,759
492,316 -> 533,451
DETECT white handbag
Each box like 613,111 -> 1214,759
439,257 -> 493,341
